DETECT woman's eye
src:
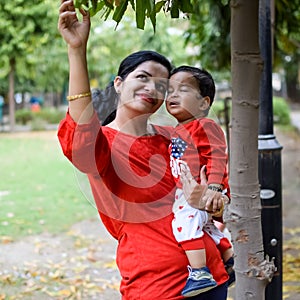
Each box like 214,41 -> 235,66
137,74 -> 148,81
156,83 -> 166,94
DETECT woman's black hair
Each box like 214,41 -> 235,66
170,66 -> 216,106
92,82 -> 117,125
92,50 -> 172,125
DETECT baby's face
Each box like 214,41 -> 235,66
166,72 -> 209,123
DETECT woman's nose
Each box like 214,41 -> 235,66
144,79 -> 156,93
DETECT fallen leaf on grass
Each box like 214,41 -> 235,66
87,250 -> 97,262
0,274 -> 15,284
104,260 -> 117,269
48,269 -> 65,280
0,236 -> 14,244
23,284 -> 43,293
104,282 -> 120,291
284,227 -> 300,235
283,253 -> 300,278
45,289 -> 74,298
0,232 -> 121,299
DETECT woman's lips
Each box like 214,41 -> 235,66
139,93 -> 156,104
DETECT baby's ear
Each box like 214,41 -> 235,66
199,96 -> 210,111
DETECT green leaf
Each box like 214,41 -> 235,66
103,6 -> 113,20
221,0 -> 230,5
74,0 -> 89,9
136,0 -> 146,29
170,0 -> 179,18
155,1 -> 166,13
89,0 -> 106,17
112,0 -> 129,24
104,0 -> 114,9
92,0 -> 98,10
179,0 -> 193,13
146,0 -> 156,32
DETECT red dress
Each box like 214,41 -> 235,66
57,112 -> 228,300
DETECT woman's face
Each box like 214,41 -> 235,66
114,61 -> 169,115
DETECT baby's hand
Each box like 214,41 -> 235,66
202,188 -> 224,214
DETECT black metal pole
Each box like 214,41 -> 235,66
258,1 -> 283,299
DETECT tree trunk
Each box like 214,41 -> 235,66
8,58 -> 16,132
225,0 -> 276,299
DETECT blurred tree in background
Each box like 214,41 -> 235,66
0,0 -> 58,130
0,0 -> 299,129
184,0 -> 300,100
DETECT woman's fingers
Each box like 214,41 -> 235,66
181,170 -> 197,200
211,197 -> 225,217
59,0 -> 75,13
180,163 -> 208,210
58,0 -> 90,48
58,0 -> 76,30
58,11 -> 76,28
199,165 -> 207,186
203,190 -> 224,213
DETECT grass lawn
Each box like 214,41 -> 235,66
0,131 -> 97,239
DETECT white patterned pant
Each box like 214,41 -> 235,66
172,188 -> 225,245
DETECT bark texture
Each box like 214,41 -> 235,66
225,0 -> 276,299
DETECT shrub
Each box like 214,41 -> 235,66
273,97 -> 291,125
209,97 -> 291,126
15,109 -> 33,125
15,107 -> 65,126
35,108 -> 65,124
30,118 -> 47,131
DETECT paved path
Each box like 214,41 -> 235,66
290,109 -> 300,131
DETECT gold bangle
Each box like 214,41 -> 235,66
67,91 -> 91,101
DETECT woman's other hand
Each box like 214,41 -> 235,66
180,164 -> 227,216
202,189 -> 224,215
180,164 -> 208,210
58,0 -> 90,49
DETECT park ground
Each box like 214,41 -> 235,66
0,110 -> 299,299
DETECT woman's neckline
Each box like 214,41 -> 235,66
106,120 -> 156,137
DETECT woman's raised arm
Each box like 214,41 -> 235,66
58,0 -> 94,123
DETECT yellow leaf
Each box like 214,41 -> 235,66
39,276 -> 48,283
58,289 -> 72,296
104,260 -> 117,269
106,282 -> 120,291
70,285 -> 77,293
1,236 -> 13,243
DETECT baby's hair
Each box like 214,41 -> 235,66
170,66 -> 216,107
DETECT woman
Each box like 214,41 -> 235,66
57,1 -> 229,299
